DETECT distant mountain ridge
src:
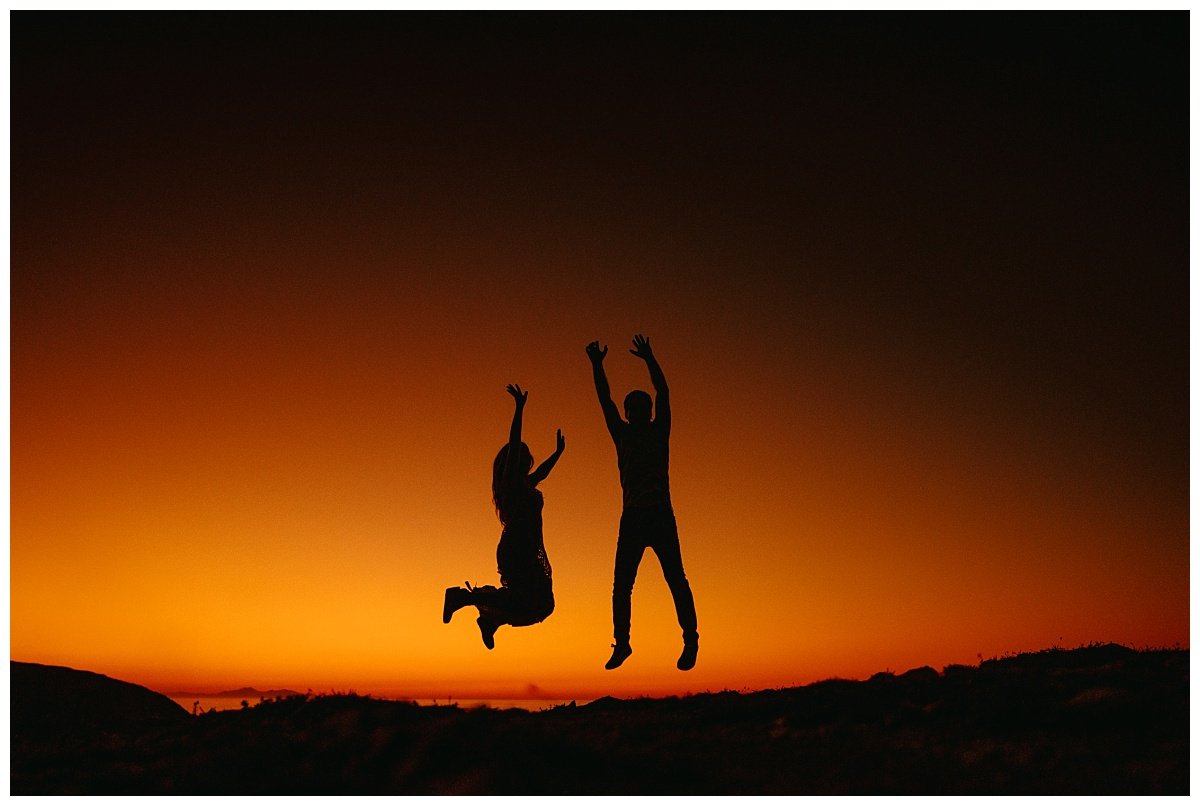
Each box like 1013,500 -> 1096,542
167,686 -> 302,699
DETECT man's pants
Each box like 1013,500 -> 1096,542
612,504 -> 698,644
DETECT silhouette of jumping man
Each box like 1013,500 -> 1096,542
587,335 -> 699,671
443,384 -> 564,649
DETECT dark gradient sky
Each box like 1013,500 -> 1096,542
12,12 -> 1188,698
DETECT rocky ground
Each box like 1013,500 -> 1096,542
10,643 -> 1188,794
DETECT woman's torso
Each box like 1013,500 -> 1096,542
497,486 -> 552,586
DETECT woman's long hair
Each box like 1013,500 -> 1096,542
492,442 -> 533,525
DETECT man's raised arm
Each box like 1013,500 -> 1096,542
586,340 -> 623,439
630,334 -> 669,432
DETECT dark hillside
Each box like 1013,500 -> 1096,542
10,645 -> 1187,794
11,661 -> 188,736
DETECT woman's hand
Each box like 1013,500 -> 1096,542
506,384 -> 528,408
556,429 -> 565,454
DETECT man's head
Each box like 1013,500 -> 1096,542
624,390 -> 653,424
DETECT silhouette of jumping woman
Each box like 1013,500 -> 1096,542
587,335 -> 699,671
442,384 -> 564,649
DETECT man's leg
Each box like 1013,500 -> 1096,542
648,508 -> 699,669
608,510 -> 646,669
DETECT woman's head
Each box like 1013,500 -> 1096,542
492,442 -> 533,522
494,442 -> 533,476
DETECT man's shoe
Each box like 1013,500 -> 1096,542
442,586 -> 471,624
677,640 -> 699,671
605,642 -> 632,670
477,617 -> 498,650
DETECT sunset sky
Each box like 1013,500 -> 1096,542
11,12 -> 1188,702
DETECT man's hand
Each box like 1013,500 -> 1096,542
586,341 -> 608,364
630,333 -> 654,361
506,384 -> 528,407
555,429 -> 565,454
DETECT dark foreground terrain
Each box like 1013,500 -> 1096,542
11,644 -> 1188,794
